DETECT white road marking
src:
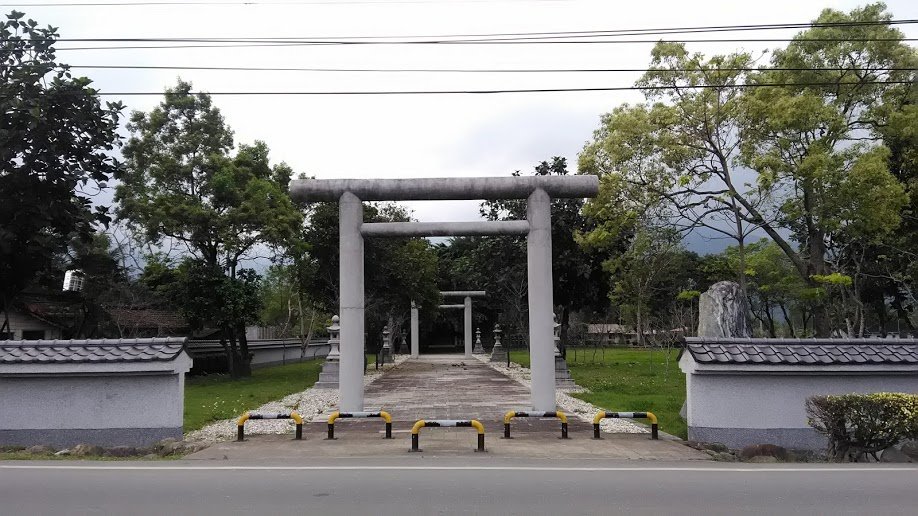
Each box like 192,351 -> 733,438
0,465 -> 915,472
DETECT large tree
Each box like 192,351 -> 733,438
0,11 -> 122,334
468,158 -> 609,349
117,80 -> 301,375
580,4 -> 913,336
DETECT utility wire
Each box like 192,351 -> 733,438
9,19 -> 917,42
52,37 -> 916,51
2,64 -> 915,74
9,80 -> 908,96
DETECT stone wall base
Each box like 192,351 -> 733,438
0,427 -> 182,449
688,425 -> 827,451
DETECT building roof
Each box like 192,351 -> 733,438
683,337 -> 918,365
104,307 -> 188,330
0,338 -> 187,364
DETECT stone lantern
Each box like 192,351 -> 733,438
315,315 -> 341,389
489,323 -> 507,363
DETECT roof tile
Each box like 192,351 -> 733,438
685,338 -> 918,366
0,338 -> 187,364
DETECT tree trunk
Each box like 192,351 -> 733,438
560,306 -> 570,359
237,324 -> 252,377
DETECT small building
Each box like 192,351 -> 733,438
0,338 -> 192,448
679,338 -> 918,450
0,304 -> 64,341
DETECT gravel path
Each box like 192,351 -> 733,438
185,356 -> 409,443
474,356 -> 648,435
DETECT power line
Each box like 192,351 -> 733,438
52,37 -> 916,51
2,64 -> 915,74
8,19 -> 917,42
4,0 -> 566,6
9,80 -> 908,96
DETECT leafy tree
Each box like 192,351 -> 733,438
479,158 -> 609,350
0,11 -> 122,333
580,4 -> 913,336
117,80 -> 301,375
299,201 -> 440,351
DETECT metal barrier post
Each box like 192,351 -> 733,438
502,410 -> 569,439
327,410 -> 393,440
236,411 -> 304,441
410,419 -> 485,452
592,411 -> 658,440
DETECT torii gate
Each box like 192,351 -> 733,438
290,176 -> 598,412
434,290 -> 486,359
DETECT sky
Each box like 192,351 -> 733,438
11,0 -> 918,254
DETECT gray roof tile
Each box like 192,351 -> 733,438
684,338 -> 918,366
0,338 -> 187,364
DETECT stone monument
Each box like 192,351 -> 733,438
489,323 -> 507,363
553,313 -> 576,389
473,327 -> 485,354
315,315 -> 341,389
697,281 -> 752,338
381,324 -> 393,363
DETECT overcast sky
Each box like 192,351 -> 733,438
14,0 -> 918,252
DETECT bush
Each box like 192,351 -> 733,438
806,393 -> 918,461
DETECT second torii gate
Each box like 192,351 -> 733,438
289,175 -> 598,413
433,290 -> 486,359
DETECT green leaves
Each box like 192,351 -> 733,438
1,11 -> 122,310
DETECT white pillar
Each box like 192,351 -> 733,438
339,191 -> 365,412
463,296 -> 473,358
527,188 -> 556,411
410,300 -> 419,358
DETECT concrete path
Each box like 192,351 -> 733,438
189,354 -> 705,460
4,460 -> 918,515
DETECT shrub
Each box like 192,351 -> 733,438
806,393 -> 918,462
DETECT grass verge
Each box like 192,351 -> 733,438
509,348 -> 687,439
184,359 -> 324,432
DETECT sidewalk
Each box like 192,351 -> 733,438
187,354 -> 706,460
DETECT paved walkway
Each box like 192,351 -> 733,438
188,354 -> 707,460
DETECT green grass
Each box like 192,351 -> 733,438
184,358 -> 327,432
509,348 -> 687,439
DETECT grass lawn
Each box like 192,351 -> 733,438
184,356 -> 355,432
509,348 -> 687,439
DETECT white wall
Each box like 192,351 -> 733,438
1,309 -> 62,340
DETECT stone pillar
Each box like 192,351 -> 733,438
463,296 -> 473,359
339,191 -> 365,412
527,188 -> 556,411
381,324 -> 393,363
698,281 -> 752,338
473,327 -> 485,354
410,300 -> 419,358
315,315 -> 341,389
489,323 -> 507,363
553,313 -> 576,389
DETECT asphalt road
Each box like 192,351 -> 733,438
1,460 -> 916,515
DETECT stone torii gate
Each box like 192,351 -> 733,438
290,176 -> 598,413
434,290 -> 486,359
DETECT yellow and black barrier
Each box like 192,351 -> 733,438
503,410 -> 569,439
236,411 -> 304,441
327,411 -> 393,439
411,419 -> 485,452
592,411 -> 658,440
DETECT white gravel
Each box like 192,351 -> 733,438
185,356 -> 409,443
474,355 -> 649,435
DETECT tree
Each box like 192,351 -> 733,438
580,4 -> 913,336
479,158 -> 609,350
0,11 -> 122,334
299,201 -> 440,352
117,79 -> 301,376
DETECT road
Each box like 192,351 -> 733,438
2,459 -> 915,515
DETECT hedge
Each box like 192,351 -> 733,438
806,393 -> 918,461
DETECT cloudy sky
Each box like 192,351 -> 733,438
13,0 -> 918,248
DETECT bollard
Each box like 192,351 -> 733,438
327,411 -> 393,440
592,411 -> 658,440
503,410 -> 569,439
410,419 -> 485,452
236,411 -> 304,441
